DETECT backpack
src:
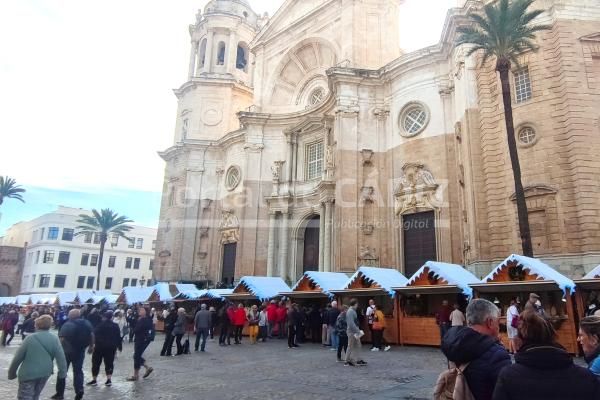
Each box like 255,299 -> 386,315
433,362 -> 475,400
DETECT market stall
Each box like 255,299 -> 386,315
280,271 -> 349,304
574,264 -> 600,323
55,292 -> 77,306
331,266 -> 408,345
223,277 -> 291,303
470,254 -> 578,354
393,262 -> 480,346
116,286 -> 155,306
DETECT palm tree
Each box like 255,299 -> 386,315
76,209 -> 133,291
456,0 -> 550,257
0,176 -> 25,206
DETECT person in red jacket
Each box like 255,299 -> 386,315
266,300 -> 278,338
233,304 -> 247,344
276,302 -> 288,339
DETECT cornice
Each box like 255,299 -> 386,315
173,76 -> 254,99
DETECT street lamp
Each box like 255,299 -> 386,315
140,276 -> 146,287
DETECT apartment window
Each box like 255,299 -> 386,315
77,276 -> 85,289
35,251 -> 40,264
93,233 -> 100,244
105,277 -> 113,290
62,228 -> 74,241
58,251 -> 70,265
122,278 -> 130,287
515,67 -> 532,103
83,232 -> 92,243
125,257 -> 132,269
48,227 -> 59,240
149,259 -> 154,270
43,250 -> 55,264
90,254 -> 98,267
133,258 -> 140,269
54,275 -> 67,288
152,240 -> 156,251
39,274 -> 51,288
131,278 -> 138,287
306,141 -> 324,180
86,276 -> 95,289
40,228 -> 45,240
136,238 -> 143,249
108,256 -> 116,268
81,253 -> 89,266
128,237 -> 135,248
111,233 -> 119,247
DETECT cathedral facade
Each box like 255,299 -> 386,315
153,0 -> 600,286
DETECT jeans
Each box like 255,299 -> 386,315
234,326 -> 243,343
439,322 -> 450,342
372,329 -> 383,349
161,331 -> 174,356
175,334 -> 184,355
267,321 -> 276,337
337,335 -> 348,360
195,328 -> 209,351
18,376 -> 49,400
287,325 -> 296,347
91,347 -> 116,377
133,340 -> 150,370
322,324 -> 330,345
329,327 -> 339,349
258,325 -> 267,341
56,350 -> 85,396
219,324 -> 230,344
346,334 -> 362,363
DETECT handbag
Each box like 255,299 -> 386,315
510,314 -> 519,329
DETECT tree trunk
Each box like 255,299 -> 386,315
97,237 -> 106,291
497,59 -> 533,257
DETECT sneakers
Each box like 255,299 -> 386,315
105,379 -> 112,386
357,360 -> 368,366
384,345 -> 391,352
50,394 -> 64,400
344,361 -> 356,367
143,367 -> 154,378
74,393 -> 83,400
336,358 -> 344,363
86,380 -> 97,386
370,347 -> 380,352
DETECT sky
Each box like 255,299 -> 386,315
0,0 -> 455,235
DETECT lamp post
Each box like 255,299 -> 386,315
140,275 -> 146,287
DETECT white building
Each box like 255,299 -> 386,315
1,207 -> 157,294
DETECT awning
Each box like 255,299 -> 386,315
573,279 -> 600,290
470,280 -> 566,293
392,285 -> 463,295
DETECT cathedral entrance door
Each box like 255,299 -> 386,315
222,243 -> 237,286
303,216 -> 320,273
402,211 -> 436,277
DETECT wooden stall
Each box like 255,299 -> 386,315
280,271 -> 349,305
574,264 -> 600,322
331,266 -> 408,345
394,262 -> 480,347
223,277 -> 291,304
116,286 -> 154,306
470,254 -> 578,354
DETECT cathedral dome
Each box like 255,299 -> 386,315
203,0 -> 257,21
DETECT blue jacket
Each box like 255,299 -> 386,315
589,354 -> 600,376
442,326 -> 511,400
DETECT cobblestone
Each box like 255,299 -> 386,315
0,334 -> 448,400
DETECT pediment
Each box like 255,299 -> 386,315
347,272 -> 383,290
580,33 -> 600,42
284,117 -> 325,136
485,260 -> 541,283
407,267 -> 449,287
509,184 -> 557,201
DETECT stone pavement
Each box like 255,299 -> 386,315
0,333 -> 447,400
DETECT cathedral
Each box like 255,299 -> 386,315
153,0 -> 600,286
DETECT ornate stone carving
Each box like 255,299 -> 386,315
199,227 -> 209,238
360,186 -> 375,203
158,250 -> 171,267
244,143 -> 265,152
373,107 -> 390,120
394,163 -> 440,215
216,167 -> 225,176
219,209 -> 240,244
360,223 -> 374,235
455,122 -> 462,142
334,98 -> 360,116
358,246 -> 379,266
361,149 -> 374,166
326,145 -> 335,169
271,161 -> 285,182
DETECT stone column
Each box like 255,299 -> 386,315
204,30 -> 215,73
278,211 -> 290,280
318,203 -> 325,271
188,41 -> 197,79
267,211 -> 277,277
227,30 -> 237,74
324,200 -> 333,272
287,138 -> 294,183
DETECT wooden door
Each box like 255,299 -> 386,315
403,211 -> 436,277
222,243 -> 237,285
303,216 -> 320,272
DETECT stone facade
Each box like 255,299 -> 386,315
0,246 -> 24,296
154,0 -> 600,286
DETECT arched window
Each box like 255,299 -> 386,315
217,41 -> 226,65
236,43 -> 248,72
199,39 -> 207,68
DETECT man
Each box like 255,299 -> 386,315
1,310 -> 18,346
86,308 -> 102,329
87,311 -> 122,387
450,303 -> 466,327
322,303 -> 331,346
345,299 -> 367,367
524,292 -> 546,317
441,298 -> 511,400
436,300 -> 452,341
194,304 -> 212,352
51,309 -> 94,400
365,299 -> 376,349
266,300 -> 278,338
161,306 -> 177,356
276,301 -> 287,339
328,301 -> 341,352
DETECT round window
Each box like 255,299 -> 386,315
308,88 -> 325,106
225,166 -> 242,191
399,102 -> 430,137
518,126 -> 537,145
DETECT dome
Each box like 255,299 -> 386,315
203,0 -> 256,20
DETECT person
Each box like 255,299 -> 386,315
233,303 -> 247,344
297,305 -> 307,343
450,303 -> 466,327
266,300 -> 278,338
436,300 -> 452,341
86,308 -> 101,329
365,299 -> 376,349
194,304 -> 212,352
441,298 -> 511,400
345,298 -> 367,367
113,310 -> 127,342
218,304 -> 232,346
126,307 -> 154,381
160,307 -> 177,356
126,309 -> 137,343
8,315 -> 67,400
16,310 -> 25,335
493,311 -> 600,399
371,304 -> 390,352
208,306 -> 217,340
328,301 -> 340,352
336,305 -> 349,363
258,305 -> 268,342
287,303 -> 300,349
51,309 -> 94,400
308,304 -> 322,343
172,308 -> 187,355
523,293 -> 545,317
247,304 -> 260,344
1,310 -> 18,346
87,311 -> 122,387
21,311 -> 39,340
579,315 -> 600,376
322,303 -> 331,346
276,301 -> 287,339
506,298 -> 521,354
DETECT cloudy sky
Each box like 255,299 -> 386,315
0,0 -> 455,234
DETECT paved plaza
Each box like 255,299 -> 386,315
0,333 -> 447,400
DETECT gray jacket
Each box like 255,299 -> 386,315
346,307 -> 360,335
194,310 -> 212,330
173,314 -> 186,335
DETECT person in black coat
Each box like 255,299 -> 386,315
160,307 -> 177,356
218,305 -> 231,346
442,299 -> 511,400
308,305 -> 322,343
492,311 -> 600,400
87,311 -> 122,387
126,307 -> 154,381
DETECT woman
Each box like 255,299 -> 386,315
8,315 -> 67,400
233,303 -> 247,344
493,311 -> 600,399
506,298 -> 521,354
21,311 -> 39,340
335,305 -> 349,362
371,304 -> 389,352
172,308 -> 187,355
247,305 -> 260,344
113,310 -> 127,342
579,315 -> 600,376
87,311 -> 122,387
287,303 -> 300,349
126,307 -> 154,381
258,305 -> 268,342
126,309 -> 137,343
219,305 -> 232,346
